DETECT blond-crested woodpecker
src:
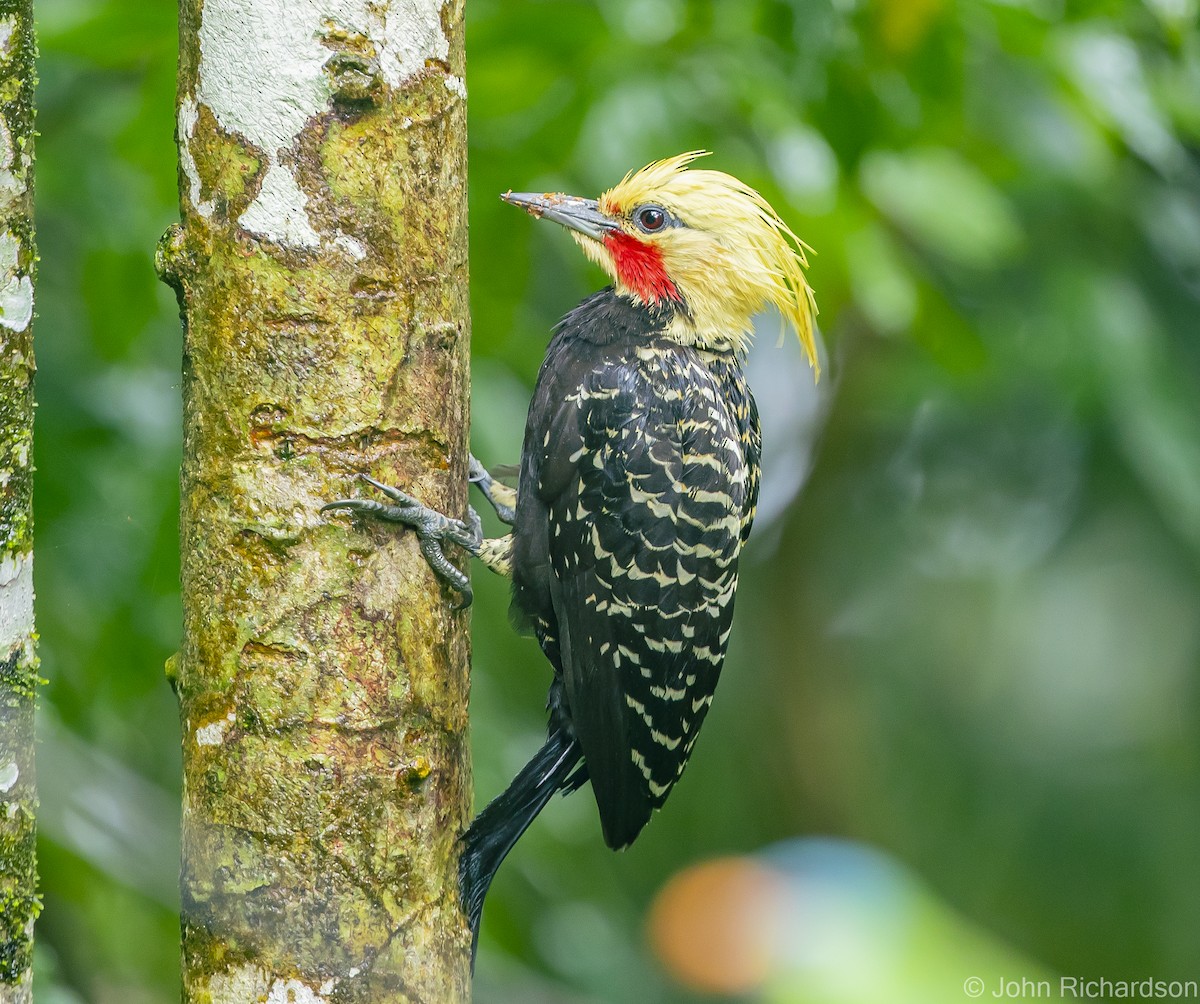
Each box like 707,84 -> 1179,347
324,151 -> 818,960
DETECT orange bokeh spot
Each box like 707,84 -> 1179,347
646,856 -> 787,996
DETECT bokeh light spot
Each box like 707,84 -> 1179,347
647,856 -> 786,996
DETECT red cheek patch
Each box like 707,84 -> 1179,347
603,231 -> 681,306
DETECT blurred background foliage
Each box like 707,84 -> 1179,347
28,0 -> 1200,1000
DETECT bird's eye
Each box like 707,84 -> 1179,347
635,205 -> 667,233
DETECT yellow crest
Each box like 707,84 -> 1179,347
601,151 -> 819,377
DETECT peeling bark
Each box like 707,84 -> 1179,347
161,0 -> 472,999
0,3 -> 37,1003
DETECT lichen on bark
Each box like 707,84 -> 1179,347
163,1 -> 472,1000
0,3 -> 37,1003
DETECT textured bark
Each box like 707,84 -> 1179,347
0,3 -> 36,1004
159,1 -> 472,999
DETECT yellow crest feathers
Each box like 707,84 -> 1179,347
602,150 -> 714,208
601,151 -> 819,377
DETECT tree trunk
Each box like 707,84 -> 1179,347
158,0 -> 472,999
0,3 -> 37,1002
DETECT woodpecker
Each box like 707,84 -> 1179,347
324,151 -> 817,960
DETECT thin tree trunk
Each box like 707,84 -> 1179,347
158,1 -> 472,999
0,3 -> 37,1002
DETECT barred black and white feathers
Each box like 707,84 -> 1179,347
512,289 -> 760,848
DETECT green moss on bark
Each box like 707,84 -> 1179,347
0,3 -> 37,1002
0,792 -> 37,982
169,1 -> 471,1000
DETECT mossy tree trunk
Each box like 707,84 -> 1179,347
0,3 -> 37,1003
158,0 -> 472,999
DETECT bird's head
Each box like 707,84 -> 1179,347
503,151 -> 818,375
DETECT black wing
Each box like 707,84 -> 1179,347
523,338 -> 752,848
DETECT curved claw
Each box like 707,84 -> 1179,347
468,455 -> 518,526
322,476 -> 482,608
468,456 -> 489,485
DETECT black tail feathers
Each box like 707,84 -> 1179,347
459,728 -> 585,966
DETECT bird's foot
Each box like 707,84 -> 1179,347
467,454 -> 490,488
322,474 -> 483,609
468,454 -> 517,525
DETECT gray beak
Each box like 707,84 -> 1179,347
502,191 -> 618,240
